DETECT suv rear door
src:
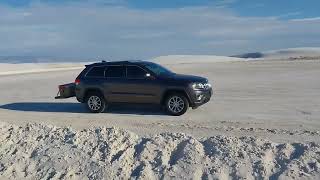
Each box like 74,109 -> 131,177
103,65 -> 129,102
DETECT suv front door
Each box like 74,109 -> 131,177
124,65 -> 163,103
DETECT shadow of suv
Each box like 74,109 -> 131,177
56,61 -> 212,116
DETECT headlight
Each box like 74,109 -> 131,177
192,83 -> 211,90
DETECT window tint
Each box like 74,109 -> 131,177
86,66 -> 106,77
105,66 -> 125,78
127,66 -> 147,79
143,62 -> 173,76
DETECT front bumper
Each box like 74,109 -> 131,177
188,88 -> 212,108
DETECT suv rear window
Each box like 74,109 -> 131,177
86,66 -> 106,78
127,65 -> 147,79
105,66 -> 125,78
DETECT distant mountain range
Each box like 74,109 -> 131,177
233,47 -> 320,60
232,52 -> 264,59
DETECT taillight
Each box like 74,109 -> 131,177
75,79 -> 81,85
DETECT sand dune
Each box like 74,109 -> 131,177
0,63 -> 86,76
3,47 -> 318,76
1,122 -> 319,180
0,55 -> 243,76
1,47 -> 320,76
153,55 -> 244,64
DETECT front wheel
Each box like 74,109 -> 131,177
85,92 -> 106,113
165,93 -> 189,116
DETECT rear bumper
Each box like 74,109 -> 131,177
75,87 -> 85,103
76,96 -> 84,103
188,88 -> 212,108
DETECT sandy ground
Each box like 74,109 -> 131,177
0,59 -> 319,142
0,59 -> 320,179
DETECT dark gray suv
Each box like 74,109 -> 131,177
56,60 -> 212,116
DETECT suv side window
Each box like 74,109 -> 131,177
127,65 -> 148,79
86,66 -> 106,78
105,66 -> 125,78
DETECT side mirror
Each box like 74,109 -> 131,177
145,73 -> 155,79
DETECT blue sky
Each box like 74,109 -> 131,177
2,0 -> 319,19
129,0 -> 320,19
0,0 -> 320,60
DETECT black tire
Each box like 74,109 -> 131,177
85,92 -> 106,113
165,93 -> 189,116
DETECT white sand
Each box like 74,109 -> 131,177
1,122 -> 319,179
0,54 -> 320,179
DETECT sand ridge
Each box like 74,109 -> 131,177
0,122 -> 319,179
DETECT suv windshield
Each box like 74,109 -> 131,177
143,62 -> 174,76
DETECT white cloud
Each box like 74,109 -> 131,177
210,0 -> 238,7
0,3 -> 319,60
275,11 -> 301,19
290,17 -> 320,22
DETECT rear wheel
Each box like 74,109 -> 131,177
165,93 -> 189,116
85,92 -> 106,113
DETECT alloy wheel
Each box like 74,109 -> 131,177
168,96 -> 185,113
88,96 -> 102,111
